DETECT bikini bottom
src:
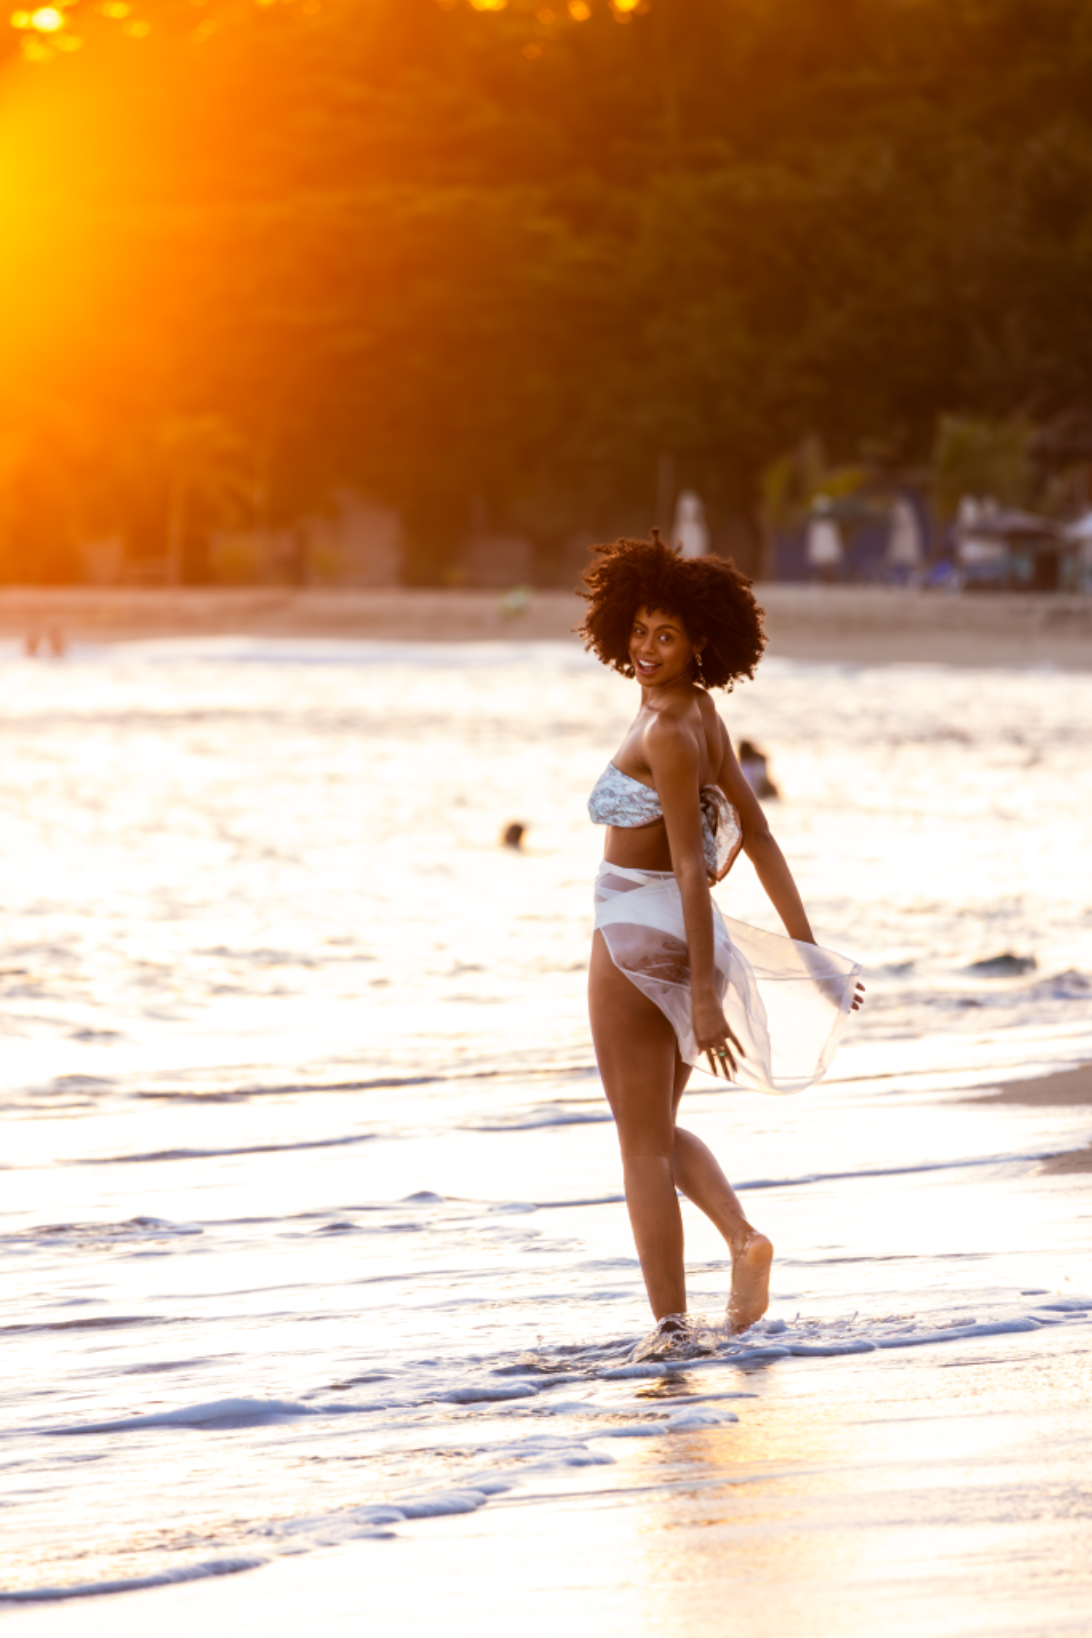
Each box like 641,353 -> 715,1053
593,861 -> 860,1093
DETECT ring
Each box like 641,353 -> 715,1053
716,1047 -> 728,1059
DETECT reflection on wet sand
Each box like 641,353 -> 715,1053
613,1342 -> 1092,1638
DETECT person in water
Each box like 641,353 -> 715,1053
738,739 -> 780,800
581,534 -> 863,1357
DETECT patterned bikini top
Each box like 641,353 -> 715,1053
588,762 -> 743,881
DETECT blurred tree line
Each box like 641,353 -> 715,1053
1,0 -> 1091,583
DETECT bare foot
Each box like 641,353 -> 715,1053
727,1231 -> 773,1334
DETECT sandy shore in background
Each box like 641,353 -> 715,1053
3,585 -> 1092,668
973,1063 -> 1092,1107
970,1063 -> 1092,1173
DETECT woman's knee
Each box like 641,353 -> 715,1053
614,1113 -> 676,1163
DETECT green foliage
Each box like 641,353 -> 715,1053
761,436 -> 869,530
2,0 -> 1092,579
931,415 -> 1032,520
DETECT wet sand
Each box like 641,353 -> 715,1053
973,1063 -> 1092,1107
18,1291 -> 1092,1638
970,1063 -> 1092,1173
4,586 -> 1092,668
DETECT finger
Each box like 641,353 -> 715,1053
726,1026 -> 746,1057
713,1044 -> 735,1077
706,1050 -> 719,1078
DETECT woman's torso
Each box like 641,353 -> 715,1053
593,690 -> 727,872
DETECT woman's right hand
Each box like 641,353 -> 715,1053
693,994 -> 745,1080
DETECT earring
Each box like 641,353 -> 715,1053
694,650 -> 706,686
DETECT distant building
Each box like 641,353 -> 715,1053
208,491 -> 403,586
305,492 -> 403,586
461,533 -> 535,587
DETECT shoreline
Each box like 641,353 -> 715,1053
3,585 -> 1092,668
969,1062 -> 1092,1173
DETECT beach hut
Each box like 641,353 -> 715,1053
954,500 -> 1068,590
1064,511 -> 1092,593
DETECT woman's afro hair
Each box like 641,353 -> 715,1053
576,530 -> 767,690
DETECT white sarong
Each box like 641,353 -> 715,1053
593,862 -> 860,1093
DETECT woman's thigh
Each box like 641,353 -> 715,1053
589,931 -> 679,1158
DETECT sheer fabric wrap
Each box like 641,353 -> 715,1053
593,863 -> 860,1093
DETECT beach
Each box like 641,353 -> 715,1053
4,585 -> 1092,669
969,1064 -> 1092,1173
1,634 -> 1090,1636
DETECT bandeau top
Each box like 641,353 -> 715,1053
588,762 -> 743,881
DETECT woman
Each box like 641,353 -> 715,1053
581,534 -> 862,1358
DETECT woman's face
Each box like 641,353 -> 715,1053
628,606 -> 701,687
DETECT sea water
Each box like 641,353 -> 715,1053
1,638 -> 1091,1628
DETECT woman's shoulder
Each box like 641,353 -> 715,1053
643,697 -> 705,761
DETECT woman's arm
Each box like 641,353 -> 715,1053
713,726 -> 816,943
645,717 -> 735,1054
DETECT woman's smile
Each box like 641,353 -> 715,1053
628,607 -> 695,686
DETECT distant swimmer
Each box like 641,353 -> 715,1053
738,739 -> 780,800
24,628 -> 65,658
579,534 -> 864,1360
501,822 -> 526,850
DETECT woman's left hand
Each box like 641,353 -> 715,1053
693,995 -> 745,1080
852,982 -> 866,1012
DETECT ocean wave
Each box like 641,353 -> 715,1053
511,1298 -> 1091,1380
1030,969 -> 1092,1000
0,1557 -> 264,1605
964,952 -> 1038,977
465,1104 -> 614,1132
68,1133 -> 376,1167
38,1397 -> 323,1435
2,1216 -> 202,1250
1,1313 -> 169,1336
721,1150 -> 1062,1193
65,637 -> 599,672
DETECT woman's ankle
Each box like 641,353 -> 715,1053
727,1219 -> 762,1257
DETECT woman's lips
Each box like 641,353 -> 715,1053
635,658 -> 660,675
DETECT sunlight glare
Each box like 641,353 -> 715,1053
29,5 -> 63,28
568,0 -> 591,15
468,0 -> 508,10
